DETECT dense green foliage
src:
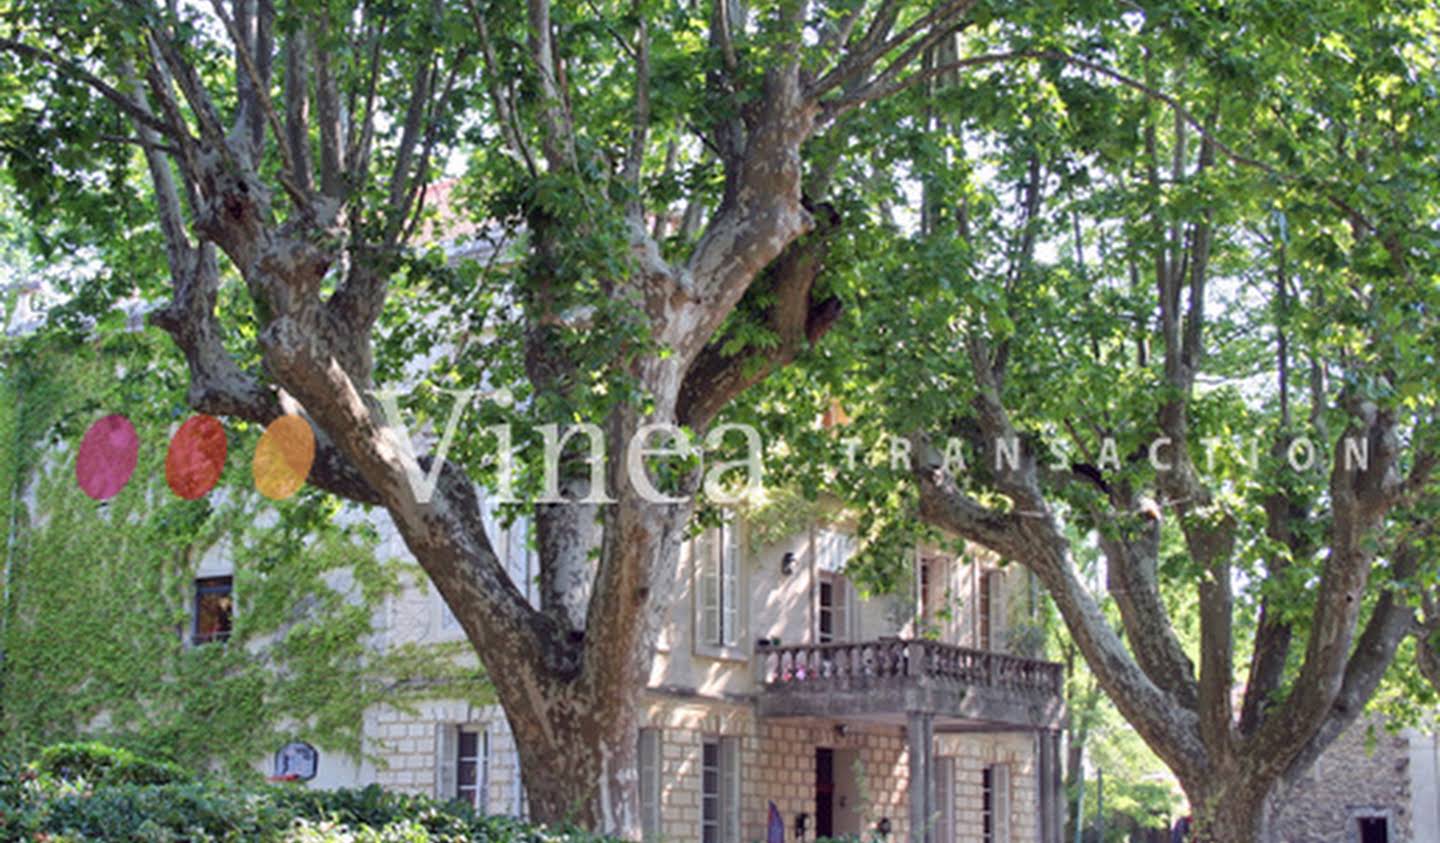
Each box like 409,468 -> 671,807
0,323 -> 490,774
2,744 -> 606,843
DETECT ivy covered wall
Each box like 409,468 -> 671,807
0,328 -> 489,777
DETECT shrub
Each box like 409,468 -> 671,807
2,743 -> 619,843
36,742 -> 193,786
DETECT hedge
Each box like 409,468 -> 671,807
1,744 -> 613,843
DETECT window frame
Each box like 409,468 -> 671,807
817,570 -> 852,644
700,736 -> 740,843
693,516 -> 746,659
192,575 -> 234,646
456,726 -> 490,813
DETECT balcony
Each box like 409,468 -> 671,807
754,638 -> 1065,730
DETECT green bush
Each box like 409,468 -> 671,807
0,743 -> 617,843
36,742 -> 193,787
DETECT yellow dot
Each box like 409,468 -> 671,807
253,415 -> 316,500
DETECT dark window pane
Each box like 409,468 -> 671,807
459,762 -> 477,786
1358,818 -> 1387,843
193,576 -> 233,645
459,731 -> 478,756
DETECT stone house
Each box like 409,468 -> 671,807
238,500 -> 1066,843
1270,715 -> 1440,843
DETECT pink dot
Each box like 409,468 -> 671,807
76,414 -> 140,501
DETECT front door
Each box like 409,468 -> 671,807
816,748 -> 834,839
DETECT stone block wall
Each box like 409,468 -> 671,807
368,701 -> 523,813
1270,716 -> 1413,843
363,695 -> 1041,843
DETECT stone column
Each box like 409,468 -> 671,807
907,711 -> 935,843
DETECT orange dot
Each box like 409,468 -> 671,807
253,415 -> 316,500
166,415 -> 228,500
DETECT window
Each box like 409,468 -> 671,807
981,764 -> 1010,843
818,572 -> 850,644
456,727 -> 489,811
1356,815 -> 1389,843
639,729 -> 661,841
193,576 -> 233,645
696,518 -> 741,649
701,737 -> 739,843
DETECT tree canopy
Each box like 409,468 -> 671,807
3,0 -> 1439,839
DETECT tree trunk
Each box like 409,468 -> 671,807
1186,776 -> 1274,843
506,673 -> 644,836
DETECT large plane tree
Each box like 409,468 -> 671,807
743,3 -> 1440,841
0,0 -> 1074,832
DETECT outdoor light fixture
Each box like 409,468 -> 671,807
794,812 -> 808,840
876,818 -> 892,838
781,552 -> 796,575
833,723 -> 848,738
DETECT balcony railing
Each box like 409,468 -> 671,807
756,638 -> 1063,698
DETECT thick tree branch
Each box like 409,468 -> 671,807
676,203 -> 842,430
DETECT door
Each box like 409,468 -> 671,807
815,748 -> 834,839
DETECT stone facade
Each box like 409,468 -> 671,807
1271,716 -> 1440,843
256,504 -> 1064,842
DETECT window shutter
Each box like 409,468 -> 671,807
720,737 -> 741,843
936,757 -> 956,843
479,729 -> 491,814
831,575 -> 849,643
986,572 -> 1006,652
992,764 -> 1011,843
698,530 -> 720,645
721,522 -> 740,645
435,723 -> 458,800
639,729 -> 661,841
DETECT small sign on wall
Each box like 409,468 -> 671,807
272,741 -> 319,782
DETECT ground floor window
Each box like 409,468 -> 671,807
1355,814 -> 1389,843
457,727 -> 489,811
981,763 -> 1010,843
701,736 -> 740,843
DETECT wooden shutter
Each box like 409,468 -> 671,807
986,572 -> 1005,652
721,521 -> 740,646
435,723 -> 457,801
698,529 -> 720,645
639,729 -> 661,840
991,764 -> 1011,843
936,757 -> 956,843
479,728 -> 491,814
831,574 -> 850,643
720,736 -> 741,843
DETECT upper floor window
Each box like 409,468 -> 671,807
193,576 -> 233,645
817,571 -> 851,644
695,517 -> 741,651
